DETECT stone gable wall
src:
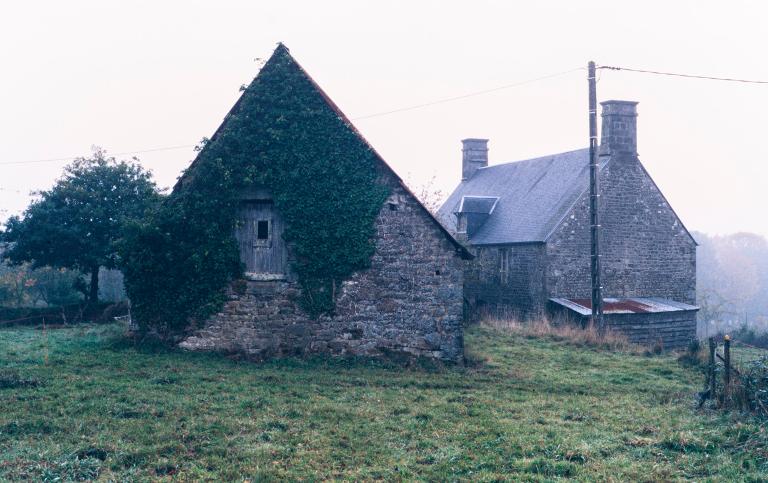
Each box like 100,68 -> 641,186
179,179 -> 466,363
546,156 -> 696,305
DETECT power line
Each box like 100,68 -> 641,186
351,67 -> 584,120
10,63 -> 762,167
598,65 -> 768,84
0,144 -> 196,167
0,67 -> 584,167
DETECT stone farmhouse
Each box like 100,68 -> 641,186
178,45 -> 471,362
438,101 -> 698,349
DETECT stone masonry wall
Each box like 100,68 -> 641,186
546,155 -> 697,305
463,243 -> 546,319
179,179 -> 466,363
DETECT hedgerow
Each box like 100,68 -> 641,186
120,45 -> 388,335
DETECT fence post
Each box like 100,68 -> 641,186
708,337 -> 716,398
723,335 -> 731,406
42,316 -> 49,366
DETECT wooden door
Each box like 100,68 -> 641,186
234,200 -> 286,275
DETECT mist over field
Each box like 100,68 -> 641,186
695,231 -> 768,335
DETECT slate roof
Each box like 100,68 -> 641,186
438,148 -> 602,245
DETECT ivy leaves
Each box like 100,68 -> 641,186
122,45 -> 389,334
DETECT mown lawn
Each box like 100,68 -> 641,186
0,323 -> 766,481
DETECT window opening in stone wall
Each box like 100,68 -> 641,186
257,220 -> 269,240
500,248 -> 509,284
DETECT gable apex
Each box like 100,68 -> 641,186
175,44 -> 471,259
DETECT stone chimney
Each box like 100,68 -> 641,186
599,100 -> 638,157
462,138 -> 488,180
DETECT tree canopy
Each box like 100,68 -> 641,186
1,148 -> 161,303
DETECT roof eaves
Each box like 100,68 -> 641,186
470,240 -> 546,247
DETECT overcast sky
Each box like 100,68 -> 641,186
1,0 -> 766,238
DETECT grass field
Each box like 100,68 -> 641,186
1,323 -> 766,481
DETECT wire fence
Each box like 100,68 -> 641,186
0,302 -> 129,328
701,335 -> 768,415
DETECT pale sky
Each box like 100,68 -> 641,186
1,0 -> 767,238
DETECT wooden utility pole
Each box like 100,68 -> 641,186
587,61 -> 604,330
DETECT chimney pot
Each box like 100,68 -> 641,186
599,100 -> 638,157
462,138 -> 489,180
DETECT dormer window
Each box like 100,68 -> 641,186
454,195 -> 499,239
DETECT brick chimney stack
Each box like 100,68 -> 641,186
462,138 -> 489,180
599,100 -> 638,157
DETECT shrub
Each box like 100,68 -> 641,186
726,356 -> 768,416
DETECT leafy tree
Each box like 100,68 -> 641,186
1,148 -> 161,303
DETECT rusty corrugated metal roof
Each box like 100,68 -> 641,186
549,297 -> 699,316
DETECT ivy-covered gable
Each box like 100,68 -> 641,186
121,44 -> 465,335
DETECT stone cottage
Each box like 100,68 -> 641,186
438,101 -> 698,348
175,45 -> 470,362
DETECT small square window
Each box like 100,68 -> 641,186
257,220 -> 269,240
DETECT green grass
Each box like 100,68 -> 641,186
1,323 -> 766,481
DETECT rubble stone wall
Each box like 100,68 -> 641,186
179,180 -> 466,363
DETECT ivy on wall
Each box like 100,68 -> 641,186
120,45 -> 389,334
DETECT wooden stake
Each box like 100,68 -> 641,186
708,337 -> 716,398
723,335 -> 731,406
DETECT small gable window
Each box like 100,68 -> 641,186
257,220 -> 269,240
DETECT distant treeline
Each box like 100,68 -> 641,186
695,231 -> 768,333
